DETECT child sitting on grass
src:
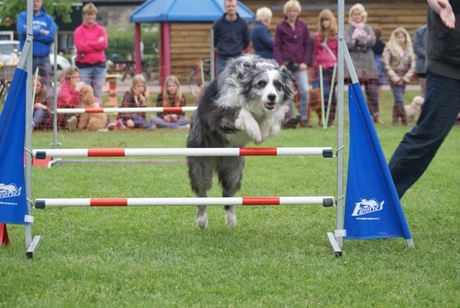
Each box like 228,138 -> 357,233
150,75 -> 190,129
108,74 -> 155,130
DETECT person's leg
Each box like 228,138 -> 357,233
364,79 -> 380,123
294,69 -> 309,126
389,72 -> 460,198
178,116 -> 191,125
390,83 -> 402,125
92,66 -> 107,99
33,57 -> 52,88
151,115 -> 178,128
216,56 -> 228,76
33,108 -> 46,129
79,67 -> 92,88
418,73 -> 427,98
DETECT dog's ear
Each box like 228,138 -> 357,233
281,68 -> 296,100
236,60 -> 256,80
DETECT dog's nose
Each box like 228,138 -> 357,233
267,93 -> 276,102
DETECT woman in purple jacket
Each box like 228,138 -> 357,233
274,0 -> 311,128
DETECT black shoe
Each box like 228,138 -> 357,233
283,117 -> 299,129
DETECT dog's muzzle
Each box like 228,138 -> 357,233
264,94 -> 277,110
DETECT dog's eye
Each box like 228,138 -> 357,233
256,80 -> 267,88
273,80 -> 282,91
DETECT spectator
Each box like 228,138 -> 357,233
372,27 -> 388,103
344,3 -> 381,123
274,0 -> 311,128
382,27 -> 416,126
413,24 -> 427,97
252,7 -> 274,60
108,74 -> 154,130
74,2 -> 108,99
32,75 -> 52,130
311,9 -> 338,127
388,0 -> 460,199
213,0 -> 251,75
57,66 -> 85,131
16,0 -> 56,86
150,75 -> 190,129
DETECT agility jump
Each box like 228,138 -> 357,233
33,147 -> 334,159
54,106 -> 197,114
35,196 -> 335,208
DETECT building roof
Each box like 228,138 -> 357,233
130,0 -> 255,23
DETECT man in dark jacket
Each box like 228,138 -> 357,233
389,0 -> 460,198
212,0 -> 250,75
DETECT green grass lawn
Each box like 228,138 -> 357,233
1,90 -> 459,307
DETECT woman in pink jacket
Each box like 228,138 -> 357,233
312,9 -> 338,127
74,2 -> 108,99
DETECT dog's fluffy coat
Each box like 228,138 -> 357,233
78,85 -> 108,131
186,55 -> 295,229
404,95 -> 424,124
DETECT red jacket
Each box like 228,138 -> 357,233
57,80 -> 80,109
74,22 -> 108,65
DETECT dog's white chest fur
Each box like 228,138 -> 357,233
228,107 -> 283,145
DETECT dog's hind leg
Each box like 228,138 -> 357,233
218,156 -> 244,228
188,156 -> 216,229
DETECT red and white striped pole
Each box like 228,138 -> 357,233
33,147 -> 334,159
54,107 -> 197,114
35,196 -> 335,208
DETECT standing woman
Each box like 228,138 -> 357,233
251,7 -> 274,60
274,0 -> 311,128
382,27 -> 415,126
74,2 -> 108,99
344,3 -> 381,123
311,9 -> 338,127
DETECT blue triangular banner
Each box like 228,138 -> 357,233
344,83 -> 412,241
0,67 -> 29,225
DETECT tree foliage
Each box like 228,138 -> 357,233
0,0 -> 73,25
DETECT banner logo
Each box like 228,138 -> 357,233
0,183 -> 22,199
351,198 -> 384,217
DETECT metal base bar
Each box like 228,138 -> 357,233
26,235 -> 41,259
327,232 -> 343,257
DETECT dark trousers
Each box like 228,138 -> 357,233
388,71 -> 460,198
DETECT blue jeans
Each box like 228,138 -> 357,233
390,83 -> 406,102
80,66 -> 106,99
388,71 -> 460,198
288,68 -> 309,121
33,56 -> 52,87
150,115 -> 190,128
33,108 -> 49,128
127,114 -> 155,129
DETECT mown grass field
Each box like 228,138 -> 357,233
1,89 -> 459,307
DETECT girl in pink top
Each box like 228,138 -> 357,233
312,9 -> 338,127
57,66 -> 85,130
74,2 -> 108,99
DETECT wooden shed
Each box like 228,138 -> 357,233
129,0 -> 254,84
